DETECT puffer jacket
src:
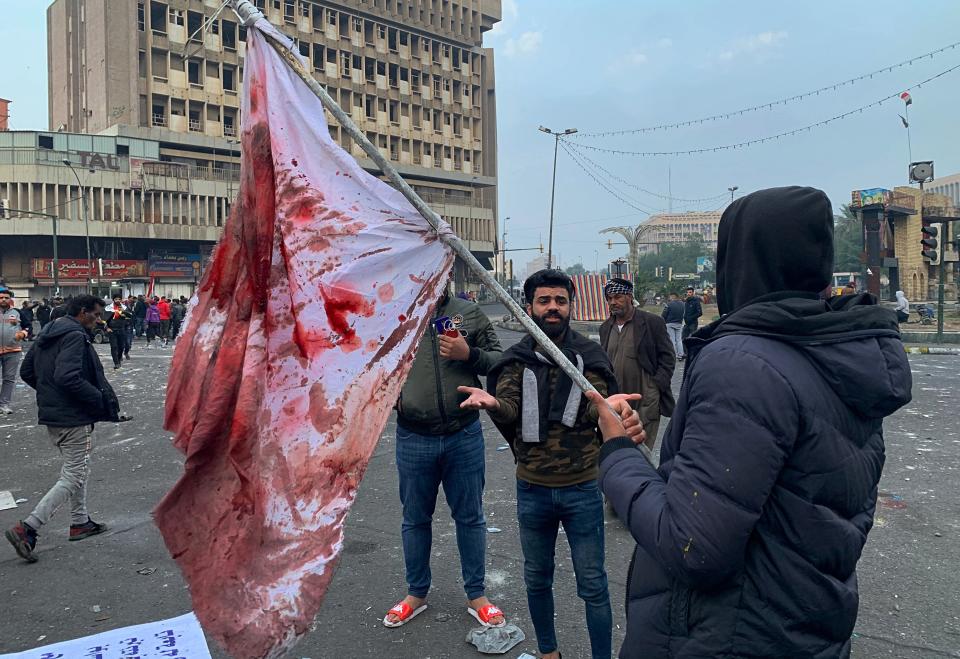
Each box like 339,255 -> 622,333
396,294 -> 502,435
20,316 -> 120,427
599,293 -> 912,658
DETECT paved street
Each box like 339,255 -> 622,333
1,310 -> 959,658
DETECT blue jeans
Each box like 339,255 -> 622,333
396,419 -> 487,600
133,317 -> 144,337
517,479 -> 612,659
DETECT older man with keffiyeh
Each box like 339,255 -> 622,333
598,278 -> 676,449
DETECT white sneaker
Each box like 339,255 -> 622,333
0,406 -> 13,414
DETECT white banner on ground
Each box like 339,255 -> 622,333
0,612 -> 210,658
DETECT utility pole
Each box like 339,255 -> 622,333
500,215 -> 509,288
538,125 -> 577,269
63,159 -> 94,294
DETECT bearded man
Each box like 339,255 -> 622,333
458,269 -> 639,659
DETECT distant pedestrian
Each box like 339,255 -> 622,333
20,300 -> 39,340
600,278 -> 676,450
660,292 -> 685,359
895,290 -> 910,323
0,288 -> 27,414
124,296 -> 136,357
105,294 -> 132,369
682,286 -> 703,341
50,296 -> 68,321
133,295 -> 147,337
170,298 -> 185,341
144,298 -> 161,347
36,298 -> 52,329
157,296 -> 172,346
6,294 -> 129,564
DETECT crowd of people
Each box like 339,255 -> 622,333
3,187 -> 915,659
0,293 -> 190,375
384,186 -> 912,659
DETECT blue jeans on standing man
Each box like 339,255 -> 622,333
396,419 -> 487,600
517,478 -> 612,659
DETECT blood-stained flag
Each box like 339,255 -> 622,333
154,18 -> 453,659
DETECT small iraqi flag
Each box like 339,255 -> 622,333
900,91 -> 913,106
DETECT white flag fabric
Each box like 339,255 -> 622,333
155,18 -> 453,659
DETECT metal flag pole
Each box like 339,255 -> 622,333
228,0 -> 599,395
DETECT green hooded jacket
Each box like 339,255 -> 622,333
396,295 -> 503,435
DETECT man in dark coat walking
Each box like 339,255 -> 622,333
599,278 -> 675,449
682,286 -> 702,341
598,187 -> 912,658
5,295 -> 126,563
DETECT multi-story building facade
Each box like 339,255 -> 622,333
927,172 -> 960,208
39,0 -> 500,294
0,128 -> 234,299
636,210 -> 722,255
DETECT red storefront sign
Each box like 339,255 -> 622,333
32,259 -> 148,281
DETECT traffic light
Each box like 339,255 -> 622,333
921,223 -> 942,264
539,243 -> 544,254
607,239 -> 613,249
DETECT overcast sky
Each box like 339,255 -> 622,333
2,1 -> 959,273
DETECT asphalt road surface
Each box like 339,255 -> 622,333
1,312 -> 958,658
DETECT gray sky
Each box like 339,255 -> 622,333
3,1 -> 959,273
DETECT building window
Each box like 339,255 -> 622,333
377,25 -> 386,39
284,0 -> 294,22
300,1 -> 310,17
223,65 -> 236,91
188,60 -> 202,86
328,9 -> 338,26
138,2 -> 145,30
353,17 -> 362,32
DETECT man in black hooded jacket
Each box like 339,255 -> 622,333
5,295 -> 124,563
598,187 -> 912,658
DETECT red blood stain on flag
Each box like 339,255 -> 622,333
153,21 -> 453,659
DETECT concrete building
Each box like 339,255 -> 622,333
636,210 -> 723,255
523,254 -> 547,281
927,172 -> 960,208
45,0 -> 501,291
0,128 -> 234,299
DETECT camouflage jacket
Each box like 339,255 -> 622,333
487,331 -> 617,487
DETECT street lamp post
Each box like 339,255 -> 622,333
538,126 -> 577,269
500,215 -> 510,289
63,159 -> 94,294
51,214 -> 60,295
728,185 -> 739,203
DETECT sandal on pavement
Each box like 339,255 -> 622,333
382,600 -> 428,628
467,603 -> 506,628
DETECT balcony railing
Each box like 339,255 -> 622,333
151,114 -> 167,127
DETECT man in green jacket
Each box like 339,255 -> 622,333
383,285 -> 506,630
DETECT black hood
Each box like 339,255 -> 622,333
717,186 -> 834,315
37,316 -> 88,347
689,292 -> 912,418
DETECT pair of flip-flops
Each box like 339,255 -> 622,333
382,601 -> 506,628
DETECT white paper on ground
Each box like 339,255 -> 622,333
0,490 -> 16,511
0,612 -> 210,658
